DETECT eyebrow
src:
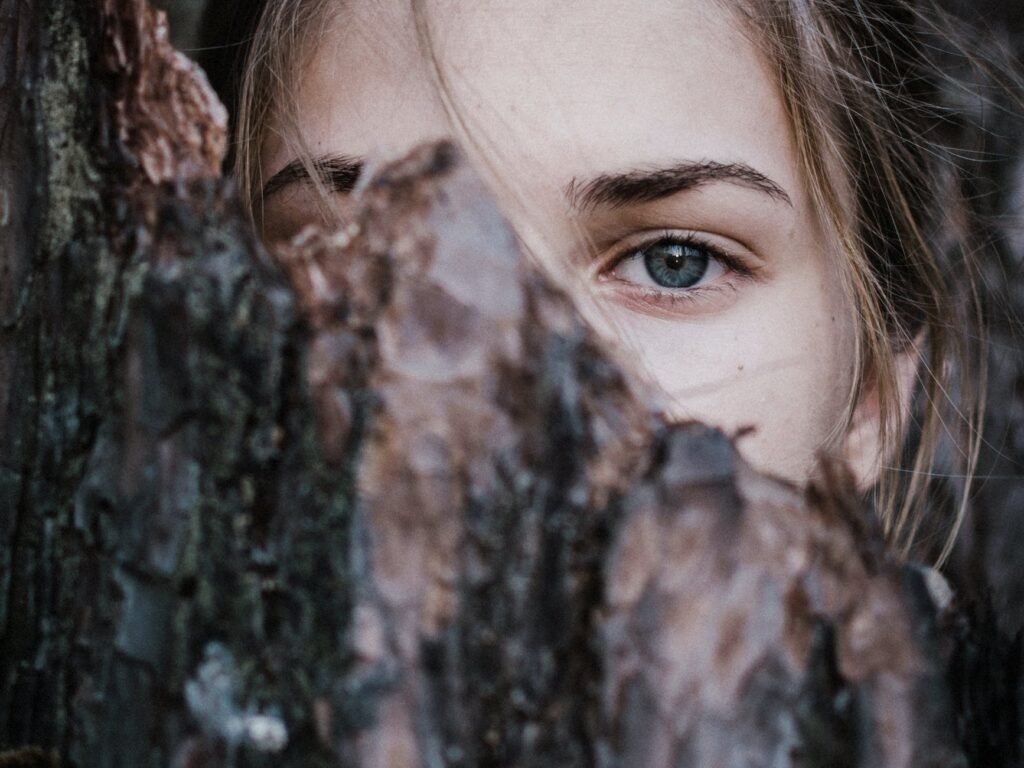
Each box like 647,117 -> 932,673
564,160 -> 793,211
261,154 -> 364,200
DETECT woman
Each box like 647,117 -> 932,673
219,0 -> 1005,564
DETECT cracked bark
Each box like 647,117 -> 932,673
0,1 -> 1019,767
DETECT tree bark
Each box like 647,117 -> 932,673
0,1 -> 1018,767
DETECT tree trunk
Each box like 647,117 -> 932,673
0,1 -> 1020,767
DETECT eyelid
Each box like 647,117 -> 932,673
592,229 -> 758,281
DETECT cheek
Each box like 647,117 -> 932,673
590,267 -> 856,482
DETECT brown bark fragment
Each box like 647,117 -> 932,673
600,442 -> 957,767
100,0 -> 226,183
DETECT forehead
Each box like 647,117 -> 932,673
268,0 -> 797,200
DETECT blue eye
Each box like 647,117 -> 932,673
642,241 -> 709,288
608,236 -> 728,292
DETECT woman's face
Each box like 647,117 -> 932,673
260,0 -> 860,483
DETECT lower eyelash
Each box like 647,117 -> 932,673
605,279 -> 749,318
624,280 -> 742,305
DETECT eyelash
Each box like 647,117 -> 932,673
597,230 -> 755,308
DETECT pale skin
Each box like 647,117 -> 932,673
259,0 -> 888,485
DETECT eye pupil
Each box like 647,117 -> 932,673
643,242 -> 709,288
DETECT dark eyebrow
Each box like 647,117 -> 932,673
565,160 -> 793,211
261,154 -> 364,200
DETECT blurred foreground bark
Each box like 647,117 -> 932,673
0,1 -> 1020,767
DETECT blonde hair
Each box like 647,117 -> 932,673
729,0 -> 993,563
233,0 -> 1011,564
235,0 -> 334,219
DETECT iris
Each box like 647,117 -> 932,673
643,241 -> 709,289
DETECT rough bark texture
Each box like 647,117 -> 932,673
0,1 -> 1021,767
